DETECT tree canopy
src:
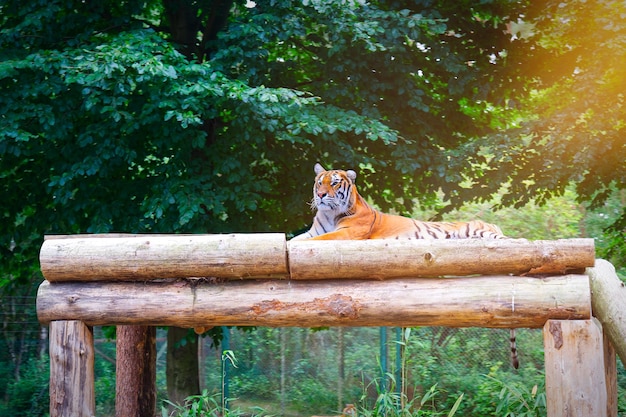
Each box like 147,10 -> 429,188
1,0 -> 624,289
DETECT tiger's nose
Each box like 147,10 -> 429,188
317,191 -> 327,198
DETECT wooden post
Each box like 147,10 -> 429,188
543,320 -> 608,417
49,320 -> 95,417
115,325 -> 156,417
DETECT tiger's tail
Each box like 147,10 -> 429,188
510,329 -> 519,369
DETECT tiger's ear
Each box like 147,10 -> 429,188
346,169 -> 357,182
314,163 -> 326,175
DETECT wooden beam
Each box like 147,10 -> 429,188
544,320 -> 608,417
40,233 -> 288,282
37,275 -> 590,328
587,259 -> 626,365
40,235 -> 595,282
289,238 -> 595,279
49,320 -> 95,417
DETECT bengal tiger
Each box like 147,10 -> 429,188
291,163 -> 506,240
292,163 -> 519,369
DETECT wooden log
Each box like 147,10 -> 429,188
40,235 -> 594,282
37,275 -> 590,328
49,320 -> 95,417
544,320 -> 608,417
289,238 -> 595,279
115,325 -> 156,417
587,259 -> 626,365
40,233 -> 288,282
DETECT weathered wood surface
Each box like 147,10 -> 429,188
587,259 -> 626,365
37,275 -> 590,328
49,320 -> 95,417
115,326 -> 156,417
40,234 -> 595,281
40,233 -> 288,282
289,238 -> 595,279
544,320 -> 609,417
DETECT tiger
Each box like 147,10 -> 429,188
291,163 -> 506,241
292,163 -> 519,369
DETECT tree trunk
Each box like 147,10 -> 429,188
167,327 -> 200,407
115,325 -> 156,417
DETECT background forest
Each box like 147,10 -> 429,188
1,0 -> 625,415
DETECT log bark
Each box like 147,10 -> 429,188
289,238 -> 595,279
40,233 -> 288,282
587,259 -> 626,365
37,275 -> 590,328
544,320 -> 608,417
49,320 -> 95,417
115,325 -> 156,417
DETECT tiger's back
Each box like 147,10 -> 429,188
367,216 -> 504,240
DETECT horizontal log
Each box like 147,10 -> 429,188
288,238 -> 595,279
40,233 -> 288,282
40,234 -> 595,282
37,274 -> 590,328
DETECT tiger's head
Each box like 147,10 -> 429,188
311,163 -> 357,213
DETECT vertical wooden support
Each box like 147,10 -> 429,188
543,320 -> 608,417
49,320 -> 95,417
115,325 -> 157,417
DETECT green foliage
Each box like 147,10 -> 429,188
163,389 -> 269,417
231,372 -> 274,400
94,345 -> 117,416
447,0 -> 626,245
472,367 -> 546,417
1,356 -> 49,417
582,189 -> 626,276
288,377 -> 337,413
358,371 -> 464,416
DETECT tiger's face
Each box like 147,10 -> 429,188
311,163 -> 357,213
